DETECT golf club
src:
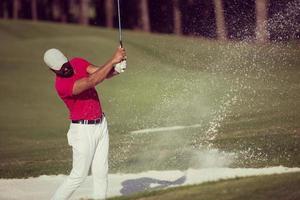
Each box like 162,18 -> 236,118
117,0 -> 123,47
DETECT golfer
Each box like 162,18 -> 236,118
44,47 -> 126,200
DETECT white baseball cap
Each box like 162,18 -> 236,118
43,48 -> 68,70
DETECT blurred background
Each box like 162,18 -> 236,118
1,0 -> 299,42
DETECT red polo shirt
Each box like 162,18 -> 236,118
55,57 -> 102,120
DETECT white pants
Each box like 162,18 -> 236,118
51,117 -> 109,200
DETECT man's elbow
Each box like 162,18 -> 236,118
89,76 -> 106,87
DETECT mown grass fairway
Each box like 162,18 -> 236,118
0,20 -> 300,178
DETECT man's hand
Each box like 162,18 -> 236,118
114,60 -> 127,73
111,47 -> 126,65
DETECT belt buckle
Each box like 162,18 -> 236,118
78,114 -> 104,125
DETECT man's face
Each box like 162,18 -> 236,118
55,62 -> 74,78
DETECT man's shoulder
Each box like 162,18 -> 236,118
70,57 -> 83,62
70,57 -> 90,66
70,57 -> 91,76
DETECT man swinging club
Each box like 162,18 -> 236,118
44,47 -> 127,200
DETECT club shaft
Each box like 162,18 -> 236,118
117,0 -> 123,47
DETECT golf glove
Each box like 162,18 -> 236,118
114,60 -> 127,73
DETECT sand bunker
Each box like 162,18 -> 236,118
0,166 -> 299,199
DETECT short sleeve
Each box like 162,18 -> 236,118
71,57 -> 91,73
55,78 -> 75,98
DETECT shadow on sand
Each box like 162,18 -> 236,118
120,175 -> 186,195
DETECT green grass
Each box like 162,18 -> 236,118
0,19 -> 300,178
108,172 -> 300,200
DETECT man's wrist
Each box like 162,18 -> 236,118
107,59 -> 113,66
110,58 -> 119,66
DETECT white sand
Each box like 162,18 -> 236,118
0,166 -> 299,200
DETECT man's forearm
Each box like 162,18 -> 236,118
89,59 -> 115,86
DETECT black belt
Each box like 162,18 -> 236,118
72,114 -> 105,125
